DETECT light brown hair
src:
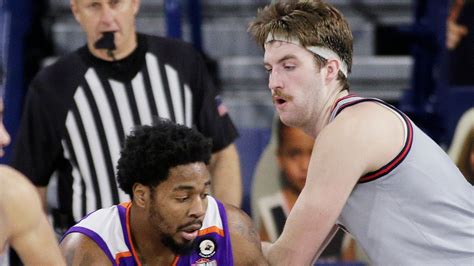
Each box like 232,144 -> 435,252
248,0 -> 353,90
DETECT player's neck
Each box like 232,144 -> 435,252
310,87 -> 349,137
137,250 -> 176,266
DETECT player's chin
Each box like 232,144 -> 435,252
176,238 -> 197,255
164,234 -> 196,255
175,233 -> 197,245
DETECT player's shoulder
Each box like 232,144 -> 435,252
329,98 -> 401,135
60,231 -> 111,265
222,202 -> 257,238
0,166 -> 36,198
323,97 -> 407,173
336,98 -> 388,118
223,202 -> 251,222
221,204 -> 268,265
318,98 -> 404,159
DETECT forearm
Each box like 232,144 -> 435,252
209,144 -> 242,206
313,225 -> 339,261
6,175 -> 64,265
13,216 -> 65,265
266,193 -> 336,265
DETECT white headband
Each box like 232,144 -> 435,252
265,33 -> 348,77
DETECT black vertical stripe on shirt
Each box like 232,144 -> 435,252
80,178 -> 87,217
178,75 -> 187,123
141,64 -> 160,119
124,81 -> 142,125
70,103 -> 102,210
81,81 -> 120,204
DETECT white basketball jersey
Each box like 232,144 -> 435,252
332,95 -> 474,265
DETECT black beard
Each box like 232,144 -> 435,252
161,234 -> 197,256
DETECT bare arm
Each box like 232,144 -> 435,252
266,103 -> 405,265
311,225 -> 339,263
225,203 -> 268,266
60,233 -> 111,266
37,186 -> 48,212
209,143 -> 242,207
0,166 -> 65,265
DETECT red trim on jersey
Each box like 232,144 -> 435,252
330,93 -> 357,115
125,203 -> 143,266
359,113 -> 413,183
333,98 -> 370,119
331,96 -> 414,183
171,255 -> 180,266
119,202 -> 131,208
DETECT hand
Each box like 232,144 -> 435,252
446,20 -> 468,50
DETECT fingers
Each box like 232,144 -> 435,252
446,21 -> 469,50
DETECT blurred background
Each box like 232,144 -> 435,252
1,0 -> 473,214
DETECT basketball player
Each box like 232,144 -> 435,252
60,120 -> 267,265
248,1 -> 474,264
0,85 -> 64,265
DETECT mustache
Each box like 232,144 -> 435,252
272,89 -> 293,103
178,220 -> 203,231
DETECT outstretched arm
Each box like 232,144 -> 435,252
36,186 -> 48,212
265,103 -> 405,265
210,143 -> 242,207
0,166 -> 65,265
225,203 -> 268,265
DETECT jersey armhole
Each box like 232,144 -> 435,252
359,102 -> 413,183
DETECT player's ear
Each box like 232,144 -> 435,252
132,183 -> 148,208
324,59 -> 340,83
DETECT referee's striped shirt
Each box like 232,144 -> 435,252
11,34 -> 238,224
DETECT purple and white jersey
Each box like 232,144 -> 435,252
62,196 -> 234,266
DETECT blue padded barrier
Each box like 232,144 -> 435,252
234,127 -> 271,215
